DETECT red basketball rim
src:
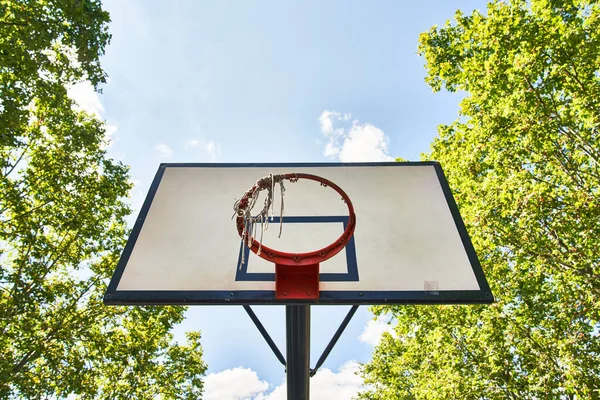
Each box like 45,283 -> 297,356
236,173 -> 356,266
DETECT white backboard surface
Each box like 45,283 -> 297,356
105,162 -> 493,305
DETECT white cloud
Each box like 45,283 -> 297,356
203,367 -> 270,400
67,81 -> 105,117
318,110 -> 394,162
154,142 -> 173,158
256,361 -> 363,400
205,362 -> 364,400
359,315 -> 397,346
323,141 -> 340,158
318,110 -> 341,134
308,361 -> 364,400
338,122 -> 394,162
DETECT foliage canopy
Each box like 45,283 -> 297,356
1,1 -> 206,398
361,1 -> 599,398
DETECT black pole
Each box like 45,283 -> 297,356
286,305 -> 310,400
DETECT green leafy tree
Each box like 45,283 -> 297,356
1,1 -> 206,398
361,1 -> 599,398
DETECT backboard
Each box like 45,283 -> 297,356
104,162 -> 493,305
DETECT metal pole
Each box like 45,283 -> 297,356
286,305 -> 310,400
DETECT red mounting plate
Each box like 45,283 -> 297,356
275,263 -> 319,299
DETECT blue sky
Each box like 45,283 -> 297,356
70,1 -> 488,398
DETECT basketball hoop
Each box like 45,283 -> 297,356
233,173 -> 356,299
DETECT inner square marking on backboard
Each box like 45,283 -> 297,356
235,216 -> 358,282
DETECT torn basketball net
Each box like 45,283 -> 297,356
232,173 -> 294,265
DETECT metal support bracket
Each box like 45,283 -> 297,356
309,305 -> 359,377
243,305 -> 286,367
243,303 -> 360,396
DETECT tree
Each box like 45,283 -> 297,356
1,1 -> 206,398
360,1 -> 599,398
